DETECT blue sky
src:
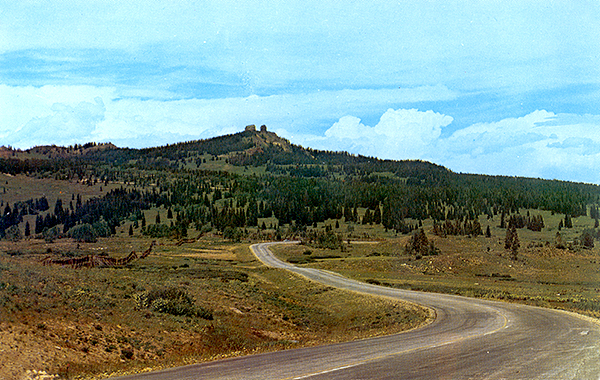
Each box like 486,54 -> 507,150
2,1 -> 600,183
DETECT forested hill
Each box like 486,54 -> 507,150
1,126 -> 451,184
1,126 -> 599,241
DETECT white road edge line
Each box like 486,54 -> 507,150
293,363 -> 361,379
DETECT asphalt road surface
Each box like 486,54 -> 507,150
115,241 -> 600,379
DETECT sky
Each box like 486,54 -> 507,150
1,1 -> 600,183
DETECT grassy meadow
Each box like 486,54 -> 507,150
1,172 -> 600,379
0,174 -> 429,379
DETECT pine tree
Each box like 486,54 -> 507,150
510,227 -> 519,260
35,215 -> 43,234
582,231 -> 595,249
362,209 -> 372,225
564,214 -> 573,228
404,228 -> 436,257
373,206 -> 381,225
554,231 -> 565,249
25,221 -> 31,237
505,225 -> 519,260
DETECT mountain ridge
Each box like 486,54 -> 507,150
3,127 -> 451,181
2,127 -> 599,189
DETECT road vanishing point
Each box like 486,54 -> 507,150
115,241 -> 600,379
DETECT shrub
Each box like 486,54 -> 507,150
223,226 -> 242,242
68,223 -> 97,242
121,348 -> 134,360
581,229 -> 595,249
405,229 -> 439,257
3,225 -> 22,242
92,220 -> 111,238
134,287 -> 213,320
42,225 -> 62,242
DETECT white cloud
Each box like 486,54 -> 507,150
433,111 -> 600,183
313,108 -> 453,159
8,97 -> 106,148
374,108 -> 450,143
325,116 -> 367,140
0,84 -> 116,134
1,84 -> 456,148
4,81 -> 600,184
304,108 -> 600,184
440,110 -> 555,157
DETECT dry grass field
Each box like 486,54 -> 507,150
0,234 -> 429,380
273,211 -> 600,320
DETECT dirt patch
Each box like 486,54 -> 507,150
177,248 -> 237,261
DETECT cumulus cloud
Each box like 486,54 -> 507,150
0,84 -> 116,137
1,84 -> 456,148
432,111 -> 600,183
4,81 -> 600,184
8,97 -> 106,147
307,108 -> 600,184
316,108 -> 453,159
440,110 -> 555,157
325,116 -> 368,139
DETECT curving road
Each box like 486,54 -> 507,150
115,242 -> 600,379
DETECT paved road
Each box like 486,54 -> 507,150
115,242 -> 600,379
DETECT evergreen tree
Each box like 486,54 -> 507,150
471,218 -> 483,236
362,209 -> 372,224
511,228 -> 520,260
505,225 -> 519,260
404,229 -> 438,257
373,206 -> 381,225
555,231 -> 565,249
35,215 -> 43,234
564,214 -> 573,228
24,221 -> 31,237
581,229 -> 595,249
54,198 -> 64,220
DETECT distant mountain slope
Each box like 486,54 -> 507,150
1,126 -> 599,241
8,126 -> 450,183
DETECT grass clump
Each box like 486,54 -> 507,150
135,287 -> 213,320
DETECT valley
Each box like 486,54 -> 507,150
1,128 -> 599,379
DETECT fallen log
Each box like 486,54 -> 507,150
42,241 -> 156,268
